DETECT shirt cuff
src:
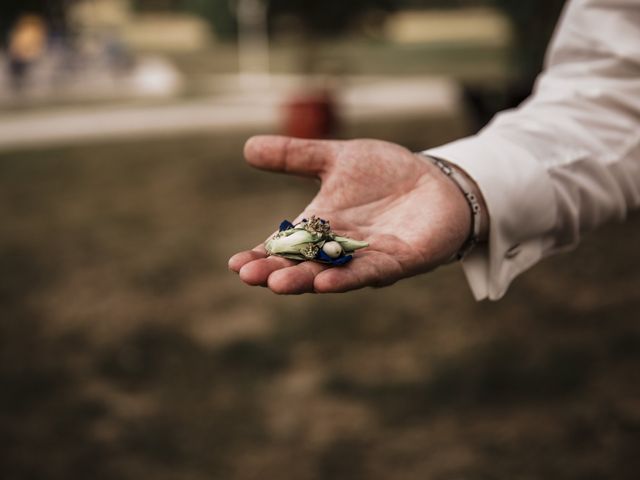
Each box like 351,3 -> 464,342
424,132 -> 558,300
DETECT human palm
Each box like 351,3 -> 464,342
229,136 -> 472,294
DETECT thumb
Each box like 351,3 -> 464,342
243,135 -> 336,177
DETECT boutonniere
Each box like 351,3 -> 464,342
265,216 -> 368,266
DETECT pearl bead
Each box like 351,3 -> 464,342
322,241 -> 343,259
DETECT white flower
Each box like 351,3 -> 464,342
265,229 -> 319,255
333,236 -> 369,253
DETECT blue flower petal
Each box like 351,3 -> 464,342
331,255 -> 353,266
316,250 -> 332,262
316,250 -> 353,266
279,220 -> 295,232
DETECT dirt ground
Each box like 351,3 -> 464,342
1,134 -> 639,480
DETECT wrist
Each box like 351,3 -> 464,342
419,153 -> 490,259
448,162 -> 489,242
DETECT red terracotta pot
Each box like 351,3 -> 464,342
281,90 -> 339,139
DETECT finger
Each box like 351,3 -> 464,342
267,261 -> 329,295
228,248 -> 266,273
239,255 -> 296,286
313,252 -> 404,293
244,135 -> 336,177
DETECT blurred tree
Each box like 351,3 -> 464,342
267,0 -> 396,38
185,0 -> 237,39
396,0 -> 566,81
461,0 -> 567,129
493,0 -> 566,81
130,0 -> 237,39
397,0 -> 487,7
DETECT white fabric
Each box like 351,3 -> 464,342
425,0 -> 640,300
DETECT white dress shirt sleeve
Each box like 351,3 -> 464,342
424,0 -> 640,300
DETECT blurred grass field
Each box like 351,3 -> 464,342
1,134 -> 640,480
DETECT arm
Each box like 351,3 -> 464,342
427,0 -> 640,299
229,0 -> 640,298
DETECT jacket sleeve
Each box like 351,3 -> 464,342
425,0 -> 640,300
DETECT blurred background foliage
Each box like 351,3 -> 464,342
3,1 -> 640,479
1,0 -> 566,122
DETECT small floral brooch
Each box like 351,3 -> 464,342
264,216 -> 368,266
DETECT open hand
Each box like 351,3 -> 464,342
228,135 -> 474,294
